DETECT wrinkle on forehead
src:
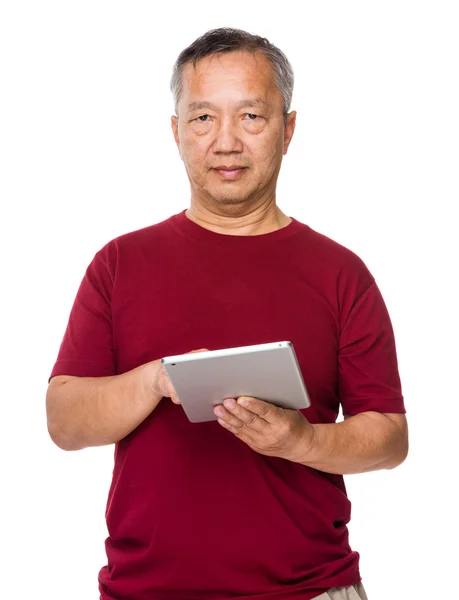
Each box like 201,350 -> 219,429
184,51 -> 274,86
181,51 -> 282,113
187,97 -> 269,113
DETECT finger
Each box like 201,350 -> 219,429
214,398 -> 266,435
167,384 -> 181,404
162,373 -> 181,404
235,396 -> 283,424
215,411 -> 261,441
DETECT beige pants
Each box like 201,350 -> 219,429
314,582 -> 368,600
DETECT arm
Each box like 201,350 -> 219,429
46,243 -> 210,450
214,280 -> 408,473
212,396 -> 408,476
46,360 -> 163,451
290,410 -> 409,475
46,348 -> 208,451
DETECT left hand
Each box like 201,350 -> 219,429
213,396 -> 314,461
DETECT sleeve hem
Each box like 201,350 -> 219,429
48,360 -> 116,382
342,397 -> 406,415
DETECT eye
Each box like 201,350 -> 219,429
197,114 -> 211,122
245,113 -> 259,120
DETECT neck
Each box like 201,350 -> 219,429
185,201 -> 292,236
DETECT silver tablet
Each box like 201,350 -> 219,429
161,341 -> 311,423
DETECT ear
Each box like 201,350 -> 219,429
283,110 -> 297,155
171,115 -> 182,159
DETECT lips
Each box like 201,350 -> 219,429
213,166 -> 247,180
214,165 -> 246,170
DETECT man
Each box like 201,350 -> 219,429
46,27 -> 408,600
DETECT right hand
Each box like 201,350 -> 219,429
153,348 -> 210,405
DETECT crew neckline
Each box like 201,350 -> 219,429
172,209 -> 305,248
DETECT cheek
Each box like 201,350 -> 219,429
180,143 -> 212,184
249,135 -> 279,161
182,137 -> 209,164
265,143 -> 283,170
180,149 -> 198,171
249,147 -> 278,174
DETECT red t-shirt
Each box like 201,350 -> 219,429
49,209 -> 405,600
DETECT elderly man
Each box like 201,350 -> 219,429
47,27 -> 407,600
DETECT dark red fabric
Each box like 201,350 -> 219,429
49,210 -> 405,600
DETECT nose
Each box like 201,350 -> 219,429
212,118 -> 244,154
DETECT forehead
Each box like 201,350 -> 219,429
180,51 -> 281,108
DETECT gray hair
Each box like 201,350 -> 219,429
170,27 -> 294,124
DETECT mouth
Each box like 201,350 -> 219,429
213,167 -> 247,180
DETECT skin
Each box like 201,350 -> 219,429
209,396 -> 408,475
171,50 -> 295,236
47,51 -> 408,470
168,50 -> 408,474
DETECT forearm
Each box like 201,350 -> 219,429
46,361 -> 162,451
291,411 -> 408,475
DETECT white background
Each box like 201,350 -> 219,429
1,1 -> 458,599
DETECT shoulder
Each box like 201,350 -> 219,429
113,214 -> 175,249
91,214 -> 176,271
296,222 -> 374,287
302,224 -> 369,268
288,220 -> 377,319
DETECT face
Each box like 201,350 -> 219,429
171,51 -> 296,210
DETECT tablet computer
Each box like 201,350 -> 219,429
161,341 -> 311,423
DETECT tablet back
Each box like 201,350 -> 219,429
161,341 -> 311,422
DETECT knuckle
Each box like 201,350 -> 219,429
284,417 -> 294,434
259,405 -> 271,419
246,414 -> 259,428
236,420 -> 250,435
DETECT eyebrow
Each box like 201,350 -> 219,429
187,97 -> 269,113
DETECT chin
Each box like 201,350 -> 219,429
215,195 -> 248,204
206,187 -> 254,205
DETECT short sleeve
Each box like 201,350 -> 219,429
48,249 -> 116,381
338,281 -> 405,415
